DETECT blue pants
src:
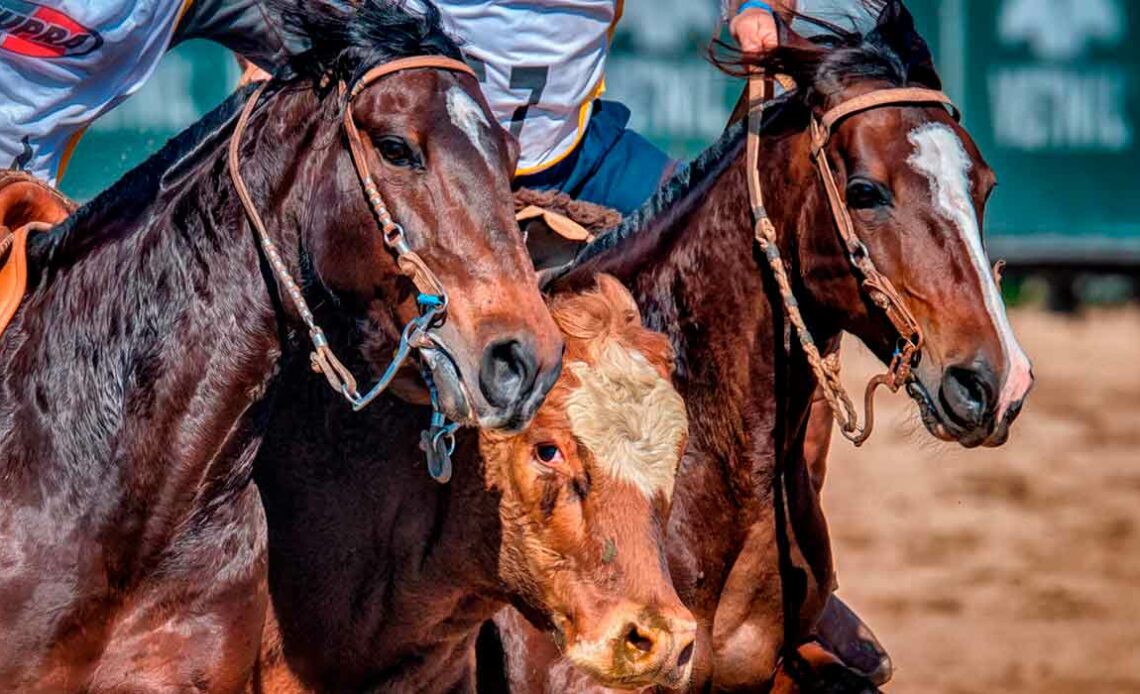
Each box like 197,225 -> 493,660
514,100 -> 674,216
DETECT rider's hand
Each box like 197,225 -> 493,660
730,7 -> 779,55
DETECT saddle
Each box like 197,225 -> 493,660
0,171 -> 75,336
514,188 -> 620,272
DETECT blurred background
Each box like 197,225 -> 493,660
58,0 -> 1139,691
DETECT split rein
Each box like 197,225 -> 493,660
746,76 -> 960,446
228,56 -> 478,482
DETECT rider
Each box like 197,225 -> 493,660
0,0 -> 303,187
0,0 -> 782,206
432,0 -> 787,214
440,1 -> 894,686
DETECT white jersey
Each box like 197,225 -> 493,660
435,0 -> 621,175
0,0 -> 188,185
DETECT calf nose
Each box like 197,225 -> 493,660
478,337 -> 538,410
619,613 -> 697,687
939,363 -> 997,432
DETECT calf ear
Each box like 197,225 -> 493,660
871,0 -> 942,89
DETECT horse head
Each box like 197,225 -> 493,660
245,1 -> 562,431
480,275 -> 696,689
749,0 -> 1032,447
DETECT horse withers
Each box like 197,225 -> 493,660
526,1 -> 1033,689
252,275 -> 695,691
0,1 -> 561,690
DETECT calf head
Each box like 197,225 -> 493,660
480,275 -> 696,689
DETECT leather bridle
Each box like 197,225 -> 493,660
228,55 -> 477,481
746,75 -> 960,445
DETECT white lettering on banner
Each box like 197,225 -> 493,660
989,66 -> 1131,151
999,0 -> 1123,61
991,0 -> 1131,154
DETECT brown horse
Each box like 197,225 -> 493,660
514,1 -> 1033,690
0,2 -> 562,691
251,275 -> 695,692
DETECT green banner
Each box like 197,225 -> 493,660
59,40 -> 239,202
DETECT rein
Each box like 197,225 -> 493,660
746,76 -> 959,446
228,55 -> 476,481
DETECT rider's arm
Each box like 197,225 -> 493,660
723,0 -> 795,54
170,0 -> 307,71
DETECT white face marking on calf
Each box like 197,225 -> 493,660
907,123 -> 1033,420
446,86 -> 496,167
563,341 -> 687,501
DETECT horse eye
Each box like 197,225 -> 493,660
533,443 -> 563,465
845,179 -> 891,210
377,136 -> 419,168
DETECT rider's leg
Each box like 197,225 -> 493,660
513,100 -> 676,216
801,381 -> 894,686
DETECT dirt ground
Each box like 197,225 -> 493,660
826,307 -> 1140,694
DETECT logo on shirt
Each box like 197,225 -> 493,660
0,1 -> 103,58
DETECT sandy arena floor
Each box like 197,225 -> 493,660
825,308 -> 1140,693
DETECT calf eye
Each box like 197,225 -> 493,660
845,178 -> 892,210
533,443 -> 563,466
376,136 -> 420,168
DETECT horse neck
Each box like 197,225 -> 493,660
589,123 -> 834,484
0,88 -> 322,535
254,361 -> 504,686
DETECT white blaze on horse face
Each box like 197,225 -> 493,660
563,341 -> 687,501
446,86 -> 496,168
907,123 -> 1033,423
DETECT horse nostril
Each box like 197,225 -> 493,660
479,338 -> 538,410
939,364 -> 995,430
625,624 -> 656,654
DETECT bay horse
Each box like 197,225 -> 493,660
0,1 -> 562,690
251,275 -> 696,692
512,1 -> 1035,690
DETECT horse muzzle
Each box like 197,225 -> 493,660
907,359 -> 1032,449
419,329 -> 562,433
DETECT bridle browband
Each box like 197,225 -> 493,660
746,76 -> 960,446
228,55 -> 477,481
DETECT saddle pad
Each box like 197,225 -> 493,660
0,224 -> 34,337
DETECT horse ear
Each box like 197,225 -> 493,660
871,0 -> 942,89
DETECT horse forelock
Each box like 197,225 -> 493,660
267,0 -> 463,88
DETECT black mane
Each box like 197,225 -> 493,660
272,0 -> 463,88
569,0 -> 939,268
